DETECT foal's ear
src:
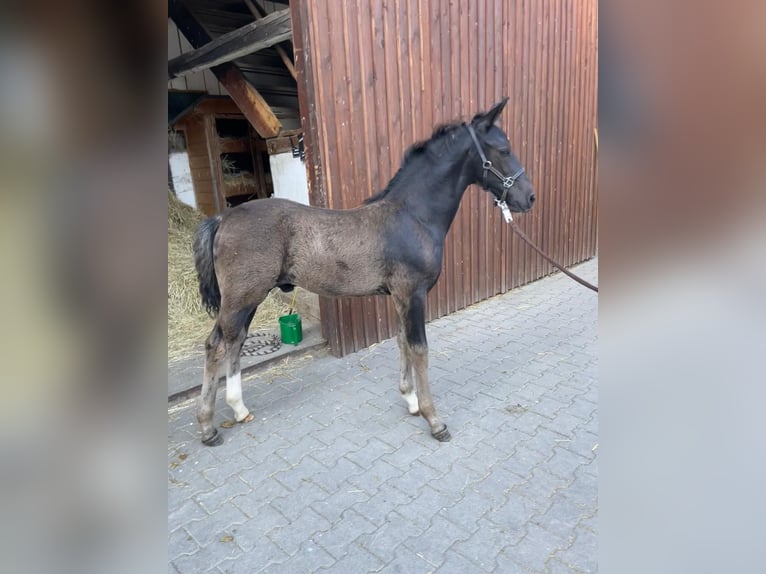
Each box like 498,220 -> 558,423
472,97 -> 509,131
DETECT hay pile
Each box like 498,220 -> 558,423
167,192 -> 290,362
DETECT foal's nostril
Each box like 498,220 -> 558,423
529,193 -> 536,204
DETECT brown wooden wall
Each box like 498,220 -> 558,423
292,0 -> 598,356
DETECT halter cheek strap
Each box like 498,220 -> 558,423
466,124 -> 525,203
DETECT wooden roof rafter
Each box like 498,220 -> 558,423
168,8 -> 292,80
169,0 -> 282,139
242,0 -> 297,81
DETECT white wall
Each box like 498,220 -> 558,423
270,152 -> 310,205
169,152 -> 196,209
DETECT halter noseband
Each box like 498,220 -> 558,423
466,124 -> 525,204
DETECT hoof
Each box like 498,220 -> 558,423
432,426 -> 452,442
238,413 -> 255,424
202,429 -> 224,447
409,409 -> 421,417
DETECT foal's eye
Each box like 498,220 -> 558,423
499,149 -> 511,156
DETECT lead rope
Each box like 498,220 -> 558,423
496,202 -> 599,293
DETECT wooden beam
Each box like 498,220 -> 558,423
168,9 -> 292,79
216,66 -> 281,137
243,0 -> 298,81
169,0 -> 282,138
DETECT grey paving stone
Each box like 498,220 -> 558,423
316,543 -> 383,574
185,502 -> 250,548
451,518 -> 520,572
168,527 -> 201,563
511,467 -> 570,506
169,498 -> 208,535
373,545 -> 437,574
274,434 -> 328,466
272,455 -> 329,492
231,478 -> 290,518
172,539 -> 242,574
439,488 -> 496,535
270,481 -> 330,522
267,507 -> 331,557
545,557 -> 586,574
395,485 -> 463,531
310,456 -> 365,493
356,510 -> 425,561
238,454 -> 291,489
345,437 -> 398,469
351,482 -> 415,527
545,446 -> 590,482
258,541 -> 335,574
560,466 -> 598,510
553,525 -> 598,573
485,494 -> 543,540
556,428 -> 598,462
231,499 -> 289,535
403,513 -> 472,569
434,548 -> 495,574
423,460 -> 483,497
312,508 -> 378,559
501,522 -> 569,573
347,459 -> 405,495
196,476 -> 252,514
311,483 -> 371,524
499,444 -> 550,479
528,396 -> 572,420
232,533 -> 288,565
533,492 -> 590,543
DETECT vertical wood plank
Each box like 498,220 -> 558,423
203,114 -> 224,213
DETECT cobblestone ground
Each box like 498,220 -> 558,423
168,259 -> 598,574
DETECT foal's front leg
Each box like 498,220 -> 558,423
397,329 -> 419,415
397,292 -> 451,442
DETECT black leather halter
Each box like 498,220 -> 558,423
466,124 -> 525,203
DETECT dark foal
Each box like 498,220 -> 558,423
193,98 -> 535,446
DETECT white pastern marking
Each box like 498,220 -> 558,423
402,389 -> 420,415
225,372 -> 250,421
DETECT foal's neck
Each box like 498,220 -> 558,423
395,140 -> 475,237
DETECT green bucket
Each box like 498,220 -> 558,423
279,313 -> 303,345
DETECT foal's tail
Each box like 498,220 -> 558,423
193,215 -> 222,316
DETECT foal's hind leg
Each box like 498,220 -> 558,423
198,306 -> 258,446
198,324 -> 226,446
223,308 -> 256,424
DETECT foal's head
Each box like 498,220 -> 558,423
468,98 -> 536,213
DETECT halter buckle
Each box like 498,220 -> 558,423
495,199 -> 513,223
482,159 -> 492,170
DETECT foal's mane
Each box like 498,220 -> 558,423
364,120 -> 466,204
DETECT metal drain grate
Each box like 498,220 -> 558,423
241,331 -> 281,357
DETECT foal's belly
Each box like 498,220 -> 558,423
292,256 -> 387,298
